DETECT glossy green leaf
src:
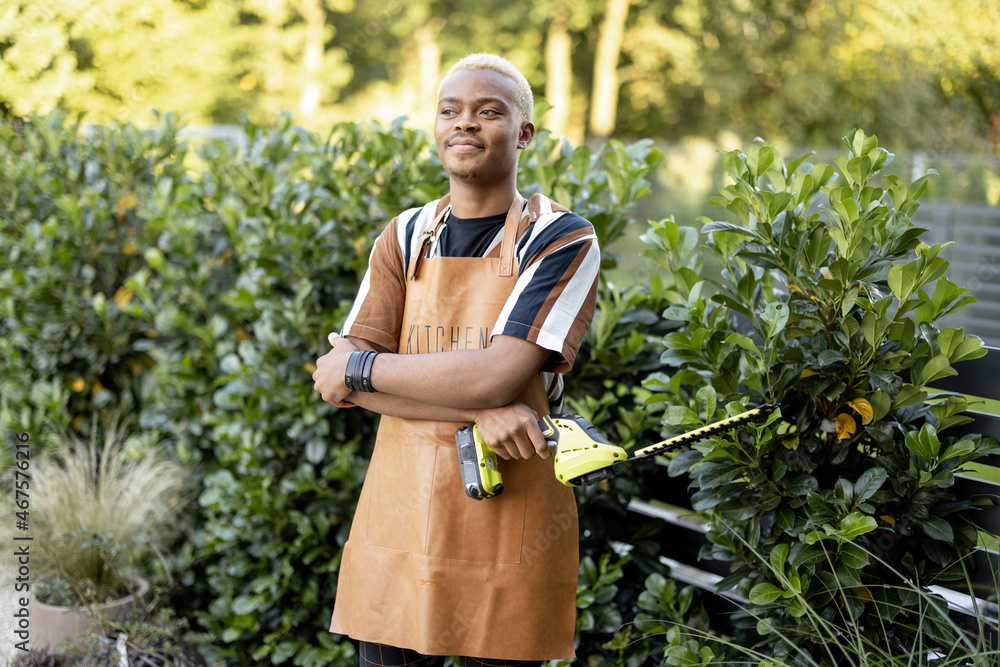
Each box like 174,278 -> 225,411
837,512 -> 878,540
749,582 -> 786,605
854,468 -> 888,506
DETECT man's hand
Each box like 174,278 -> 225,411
474,401 -> 551,461
313,333 -> 359,406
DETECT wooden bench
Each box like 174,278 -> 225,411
626,345 -> 1000,625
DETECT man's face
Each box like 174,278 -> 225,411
434,68 -> 533,184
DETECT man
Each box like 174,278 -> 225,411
313,53 -> 600,667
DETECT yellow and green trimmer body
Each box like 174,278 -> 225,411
455,406 -> 772,500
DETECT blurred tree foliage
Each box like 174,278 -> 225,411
1,0 -> 998,151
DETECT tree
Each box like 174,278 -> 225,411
299,0 -> 327,118
613,0 -> 1000,150
544,0 -> 573,140
589,0 -> 630,137
2,0 -> 997,151
230,0 -> 355,126
0,0 -> 240,123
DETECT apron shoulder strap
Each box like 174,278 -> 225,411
498,194 -> 526,277
408,204 -> 450,281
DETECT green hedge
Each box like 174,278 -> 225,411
1,111 -> 669,665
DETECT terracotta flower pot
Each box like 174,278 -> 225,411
28,577 -> 150,651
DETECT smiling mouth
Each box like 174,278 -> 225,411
448,135 -> 484,152
449,143 -> 482,153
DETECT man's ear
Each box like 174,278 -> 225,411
517,121 -> 536,149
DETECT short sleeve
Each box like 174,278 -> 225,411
492,212 -> 600,373
340,217 -> 407,353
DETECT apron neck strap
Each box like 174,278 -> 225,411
408,205 -> 450,281
408,194 -> 526,281
498,193 -> 525,277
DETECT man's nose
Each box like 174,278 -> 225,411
455,112 -> 479,131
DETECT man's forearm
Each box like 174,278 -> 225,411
322,336 -> 553,460
343,391 -> 479,423
367,335 -> 551,410
344,390 -> 550,461
314,333 -> 551,411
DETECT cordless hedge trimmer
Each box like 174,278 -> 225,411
455,405 -> 774,500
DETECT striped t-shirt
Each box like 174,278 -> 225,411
341,193 -> 600,409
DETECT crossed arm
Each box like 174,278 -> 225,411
312,333 -> 553,460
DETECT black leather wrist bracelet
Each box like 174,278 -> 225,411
345,350 -> 378,393
345,350 -> 363,392
344,352 -> 356,392
362,350 -> 377,393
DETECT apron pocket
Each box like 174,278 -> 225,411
424,447 -> 528,563
364,439 -> 438,552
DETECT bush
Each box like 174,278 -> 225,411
640,130 -> 1000,663
0,110 -> 188,436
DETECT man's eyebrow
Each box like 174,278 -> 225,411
438,96 -> 511,109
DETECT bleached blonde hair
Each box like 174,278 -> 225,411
438,53 -> 534,127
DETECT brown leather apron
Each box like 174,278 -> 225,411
330,196 -> 579,660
